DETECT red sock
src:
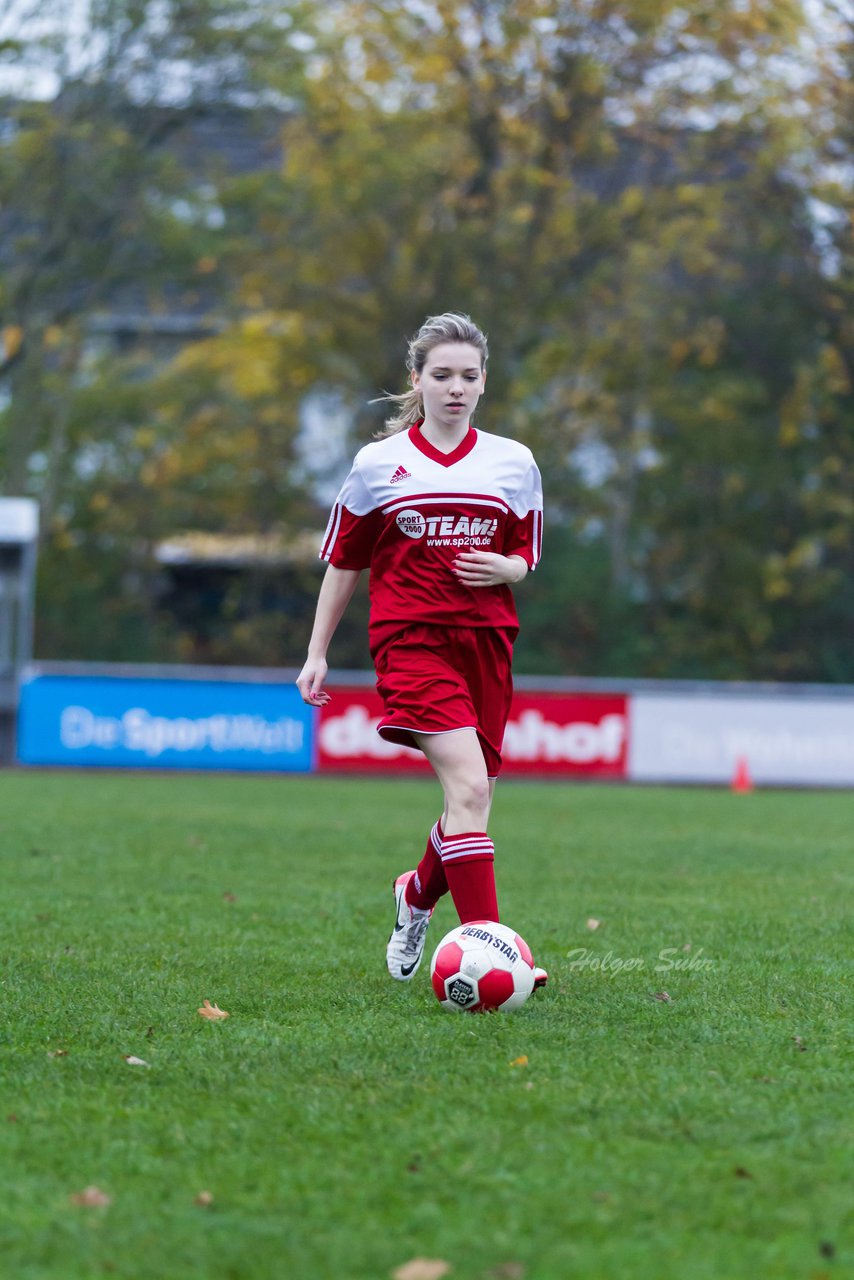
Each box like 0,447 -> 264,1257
406,820 -> 448,911
440,832 -> 499,924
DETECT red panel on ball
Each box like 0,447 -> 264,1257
431,968 -> 447,1001
514,933 -> 534,969
433,942 -> 465,982
476,967 -> 515,1009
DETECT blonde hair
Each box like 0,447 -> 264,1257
374,312 -> 489,437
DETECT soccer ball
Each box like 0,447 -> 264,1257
430,920 -> 536,1013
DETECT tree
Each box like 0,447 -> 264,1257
0,0 -> 308,501
0,0 -> 316,660
6,0 -> 852,678
208,0 -> 832,676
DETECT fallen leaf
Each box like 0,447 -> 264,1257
194,1190 -> 214,1207
70,1186 -> 111,1208
681,943 -> 692,952
509,1055 -> 528,1068
734,1166 -> 753,1179
651,991 -> 672,1002
48,1049 -> 69,1058
222,891 -> 238,903
123,1055 -> 150,1067
7,1114 -> 18,1123
586,917 -> 601,931
198,1000 -> 229,1021
792,1035 -> 807,1051
392,1260 -> 451,1280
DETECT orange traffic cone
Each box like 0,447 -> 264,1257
731,756 -> 754,793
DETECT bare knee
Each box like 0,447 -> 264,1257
413,730 -> 491,833
445,768 -> 490,830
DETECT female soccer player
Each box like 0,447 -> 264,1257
296,313 -> 546,986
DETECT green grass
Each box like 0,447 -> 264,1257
1,772 -> 851,1280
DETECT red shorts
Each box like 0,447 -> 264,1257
371,624 -> 515,777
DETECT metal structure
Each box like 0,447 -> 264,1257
0,498 -> 39,764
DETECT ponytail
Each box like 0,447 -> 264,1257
373,388 -> 424,437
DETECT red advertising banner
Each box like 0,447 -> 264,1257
317,687 -> 429,773
316,687 -> 628,778
503,691 -> 628,777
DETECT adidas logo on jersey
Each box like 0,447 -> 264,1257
389,465 -> 411,484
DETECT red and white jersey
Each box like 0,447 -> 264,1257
320,422 -> 543,639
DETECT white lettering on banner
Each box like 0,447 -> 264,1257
319,703 -> 626,766
502,711 -> 625,764
318,705 -> 421,759
61,706 -> 121,749
629,694 -> 854,784
658,720 -> 854,769
59,705 -> 304,757
661,722 -> 718,765
725,727 -> 854,767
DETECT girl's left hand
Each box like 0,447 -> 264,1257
451,551 -> 527,587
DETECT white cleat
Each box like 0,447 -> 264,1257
533,966 -> 548,991
386,871 -> 433,981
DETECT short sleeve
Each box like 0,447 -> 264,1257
503,455 -> 543,569
319,460 -> 383,570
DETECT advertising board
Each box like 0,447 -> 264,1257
629,694 -> 854,786
16,667 -> 854,787
17,674 -> 313,772
317,686 -> 628,777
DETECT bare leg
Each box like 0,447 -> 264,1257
412,728 -> 499,922
411,728 -> 491,835
438,777 -> 496,832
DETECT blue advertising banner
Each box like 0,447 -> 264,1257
18,675 -> 314,772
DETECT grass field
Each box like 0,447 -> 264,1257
1,771 -> 851,1280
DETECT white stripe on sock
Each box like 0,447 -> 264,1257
441,836 -> 494,863
441,837 -> 492,852
442,849 -> 494,864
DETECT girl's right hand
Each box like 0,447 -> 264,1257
296,656 -> 331,706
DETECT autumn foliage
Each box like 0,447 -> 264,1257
1,1 -> 852,678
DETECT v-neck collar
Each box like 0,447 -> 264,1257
409,421 -> 478,468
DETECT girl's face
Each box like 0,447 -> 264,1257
412,342 -> 486,431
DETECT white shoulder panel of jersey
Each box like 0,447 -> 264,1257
353,434 -> 413,478
474,431 -> 541,517
353,431 -> 431,496
351,428 -> 541,515
474,429 -> 535,466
